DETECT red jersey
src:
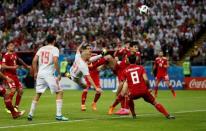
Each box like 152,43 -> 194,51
122,64 -> 147,93
85,58 -> 106,87
126,51 -> 141,64
2,52 -> 18,75
154,57 -> 168,76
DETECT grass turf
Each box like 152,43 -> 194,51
0,89 -> 206,131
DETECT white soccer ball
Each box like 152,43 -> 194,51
139,5 -> 149,15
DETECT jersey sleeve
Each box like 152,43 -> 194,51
80,64 -> 89,76
2,55 -> 7,63
52,47 -> 59,57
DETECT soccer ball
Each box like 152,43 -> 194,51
139,5 -> 149,15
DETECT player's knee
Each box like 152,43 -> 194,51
18,89 -> 23,96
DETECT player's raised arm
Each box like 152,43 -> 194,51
77,36 -> 87,53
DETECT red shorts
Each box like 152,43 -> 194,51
129,90 -> 155,104
85,76 -> 100,88
5,74 -> 23,89
156,74 -> 169,81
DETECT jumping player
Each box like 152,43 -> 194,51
108,54 -> 175,119
2,42 -> 31,112
153,51 -> 176,98
70,41 -> 104,111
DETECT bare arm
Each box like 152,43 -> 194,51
53,56 -> 61,81
18,57 -> 30,69
143,73 -> 150,89
32,55 -> 38,79
2,63 -> 18,69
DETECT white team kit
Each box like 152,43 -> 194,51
35,45 -> 62,93
70,51 -> 89,79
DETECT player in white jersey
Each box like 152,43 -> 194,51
70,42 -> 102,97
27,35 -> 68,121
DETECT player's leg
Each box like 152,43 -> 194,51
108,81 -> 127,115
1,85 -> 24,119
164,75 -> 176,97
92,77 -> 101,111
28,77 -> 45,121
154,78 -> 160,98
48,76 -> 68,121
115,82 -> 129,115
28,93 -> 42,121
81,88 -> 88,111
143,91 -> 175,119
14,83 -> 23,111
127,96 -> 136,119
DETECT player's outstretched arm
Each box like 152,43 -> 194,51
17,57 -> 30,69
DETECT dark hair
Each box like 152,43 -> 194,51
130,41 -> 139,47
46,34 -> 56,43
5,41 -> 13,47
128,54 -> 137,64
82,44 -> 91,50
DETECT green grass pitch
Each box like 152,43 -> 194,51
0,89 -> 206,131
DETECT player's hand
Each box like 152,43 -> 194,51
33,72 -> 38,80
96,88 -> 103,93
6,77 -> 13,83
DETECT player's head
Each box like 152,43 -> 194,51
128,54 -> 137,64
6,41 -> 15,52
46,34 -> 56,45
82,44 -> 92,52
125,41 -> 130,49
129,42 -> 138,53
82,49 -> 92,61
158,51 -> 164,57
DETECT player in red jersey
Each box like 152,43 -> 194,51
0,61 -> 25,119
108,54 -> 175,119
153,51 -> 176,98
109,42 -> 141,115
81,56 -> 107,111
2,42 -> 31,112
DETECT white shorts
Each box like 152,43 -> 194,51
36,76 -> 63,94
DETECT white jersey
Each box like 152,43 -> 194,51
36,45 -> 59,77
70,51 -> 89,78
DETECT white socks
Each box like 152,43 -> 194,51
56,99 -> 63,116
29,100 -> 37,116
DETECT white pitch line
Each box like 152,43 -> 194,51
0,109 -> 206,129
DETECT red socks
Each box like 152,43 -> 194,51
94,93 -> 101,103
81,91 -> 88,105
15,93 -> 22,107
112,95 -> 124,108
155,103 -> 169,117
120,96 -> 129,109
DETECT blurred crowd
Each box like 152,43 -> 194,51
0,0 -> 206,62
